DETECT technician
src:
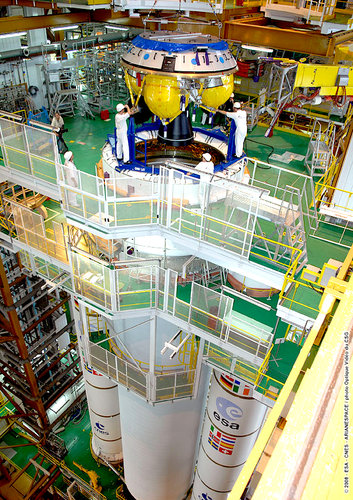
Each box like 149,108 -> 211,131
196,152 -> 214,178
115,103 -> 135,164
64,151 -> 79,207
217,102 -> 247,158
51,111 -> 68,154
51,111 -> 64,130
195,152 -> 214,210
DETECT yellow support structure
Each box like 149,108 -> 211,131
73,461 -> 102,493
251,276 -> 353,499
229,244 -> 353,500
294,63 -> 353,95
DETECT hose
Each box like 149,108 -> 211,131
246,137 -> 274,166
28,85 -> 39,96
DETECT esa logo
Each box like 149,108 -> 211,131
94,422 -> 109,436
213,397 -> 243,430
198,494 -> 213,500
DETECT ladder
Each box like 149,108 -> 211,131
245,102 -> 259,131
76,91 -> 94,119
305,119 -> 335,178
201,262 -> 225,291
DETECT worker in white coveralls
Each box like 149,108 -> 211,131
217,102 -> 247,158
195,152 -> 214,210
64,151 -> 79,207
115,103 -> 135,164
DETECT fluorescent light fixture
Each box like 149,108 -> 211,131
104,25 -> 129,31
51,24 -> 79,32
242,44 -> 273,53
0,31 -> 26,39
29,120 -> 57,132
0,110 -> 23,122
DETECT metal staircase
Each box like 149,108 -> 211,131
282,186 -> 307,273
201,261 -> 226,291
49,71 -> 94,118
245,102 -> 260,132
305,119 -> 336,178
76,91 -> 95,119
50,89 -> 78,117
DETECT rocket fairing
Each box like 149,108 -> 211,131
122,31 -> 237,76
121,31 -> 238,122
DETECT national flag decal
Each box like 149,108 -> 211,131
220,373 -> 252,397
208,424 -> 236,455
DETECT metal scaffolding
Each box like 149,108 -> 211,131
263,62 -> 298,137
0,248 -> 82,446
42,39 -> 131,118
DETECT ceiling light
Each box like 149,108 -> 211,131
104,25 -> 129,31
242,44 -> 273,53
51,25 -> 79,32
0,31 -> 26,39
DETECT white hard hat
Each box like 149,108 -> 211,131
116,103 -> 125,112
230,93 -> 234,98
64,151 -> 73,161
203,152 -> 212,162
234,102 -> 241,109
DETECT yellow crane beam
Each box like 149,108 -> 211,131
0,12 -> 90,34
224,19 -> 353,59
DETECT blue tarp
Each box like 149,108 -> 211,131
131,35 -> 228,53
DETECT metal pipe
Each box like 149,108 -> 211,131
28,119 -> 59,132
98,453 -> 126,485
0,29 -> 142,61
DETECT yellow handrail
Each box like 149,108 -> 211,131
315,180 -> 353,214
279,276 -> 322,315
